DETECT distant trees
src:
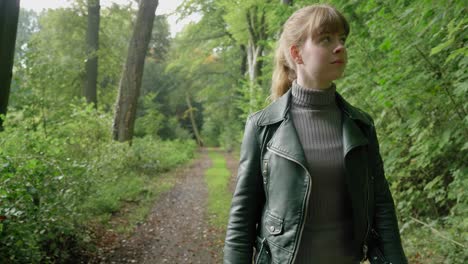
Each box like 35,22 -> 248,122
112,0 -> 159,142
220,0 -> 272,111
0,0 -> 20,131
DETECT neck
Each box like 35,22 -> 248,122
291,81 -> 336,108
297,77 -> 332,90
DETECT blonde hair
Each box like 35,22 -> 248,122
270,4 -> 350,100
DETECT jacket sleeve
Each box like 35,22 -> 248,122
223,116 -> 265,264
369,122 -> 408,264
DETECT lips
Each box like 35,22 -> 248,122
332,59 -> 345,64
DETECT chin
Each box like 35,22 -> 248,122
333,71 -> 345,80
328,75 -> 343,82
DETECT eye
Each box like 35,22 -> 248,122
321,36 -> 331,43
340,36 -> 347,44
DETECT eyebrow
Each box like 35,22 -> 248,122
317,32 -> 347,37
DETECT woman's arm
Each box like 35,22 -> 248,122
224,116 -> 265,264
369,122 -> 408,264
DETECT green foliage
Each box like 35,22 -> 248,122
139,15 -> 197,141
167,3 -> 247,150
0,101 -> 196,263
134,92 -> 165,138
11,4 -> 134,111
14,9 -> 39,67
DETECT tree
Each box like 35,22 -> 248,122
219,0 -> 273,112
112,0 -> 159,142
282,0 -> 292,5
184,93 -> 204,146
0,0 -> 20,131
84,0 -> 100,107
14,9 -> 38,67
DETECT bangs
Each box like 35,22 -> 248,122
306,6 -> 350,39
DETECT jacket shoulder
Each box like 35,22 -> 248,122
247,91 -> 290,126
352,105 -> 375,126
336,93 -> 375,127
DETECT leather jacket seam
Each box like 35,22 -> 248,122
268,145 -> 303,165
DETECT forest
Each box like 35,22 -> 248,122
0,0 -> 466,263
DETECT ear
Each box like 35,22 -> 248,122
289,45 -> 303,64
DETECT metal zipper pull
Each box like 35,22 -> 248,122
263,161 -> 268,184
362,244 -> 368,261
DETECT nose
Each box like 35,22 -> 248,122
333,43 -> 345,53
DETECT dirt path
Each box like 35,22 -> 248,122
103,149 -> 226,264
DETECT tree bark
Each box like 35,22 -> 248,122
0,0 -> 20,131
84,0 -> 100,107
185,93 -> 203,147
245,6 -> 267,112
240,44 -> 247,76
112,0 -> 159,142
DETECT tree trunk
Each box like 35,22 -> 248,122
112,0 -> 159,142
185,93 -> 203,147
282,0 -> 293,5
246,39 -> 262,112
0,0 -> 20,131
245,6 -> 267,112
84,0 -> 100,107
240,44 -> 247,76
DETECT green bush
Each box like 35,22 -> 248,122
0,101 -> 196,263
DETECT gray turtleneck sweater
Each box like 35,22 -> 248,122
291,82 -> 358,264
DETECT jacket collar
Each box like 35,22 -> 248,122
257,88 -> 372,127
262,88 -> 371,167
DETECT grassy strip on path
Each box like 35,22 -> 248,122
205,149 -> 232,228
90,152 -> 200,236
96,171 -> 177,234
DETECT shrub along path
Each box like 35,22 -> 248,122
99,148 -> 238,264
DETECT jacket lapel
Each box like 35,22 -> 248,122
266,114 -> 308,168
258,88 -> 372,169
342,114 -> 369,156
335,93 -> 371,156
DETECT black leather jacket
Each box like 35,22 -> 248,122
224,89 -> 407,264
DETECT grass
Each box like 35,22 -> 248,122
205,149 -> 232,228
86,153 -> 199,236
108,171 -> 178,234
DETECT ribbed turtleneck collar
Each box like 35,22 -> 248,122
291,81 -> 337,109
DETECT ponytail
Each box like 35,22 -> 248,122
271,47 -> 295,100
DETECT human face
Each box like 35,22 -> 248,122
293,31 -> 347,90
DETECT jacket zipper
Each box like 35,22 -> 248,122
362,165 -> 370,261
263,160 -> 269,202
266,146 -> 312,264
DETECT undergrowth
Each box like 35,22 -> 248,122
0,102 -> 196,263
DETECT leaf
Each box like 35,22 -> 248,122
424,176 -> 441,191
379,38 -> 392,51
399,8 -> 415,19
462,141 -> 468,151
445,47 -> 468,64
439,130 -> 451,148
430,39 -> 454,56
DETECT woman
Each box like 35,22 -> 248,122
223,4 -> 407,264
